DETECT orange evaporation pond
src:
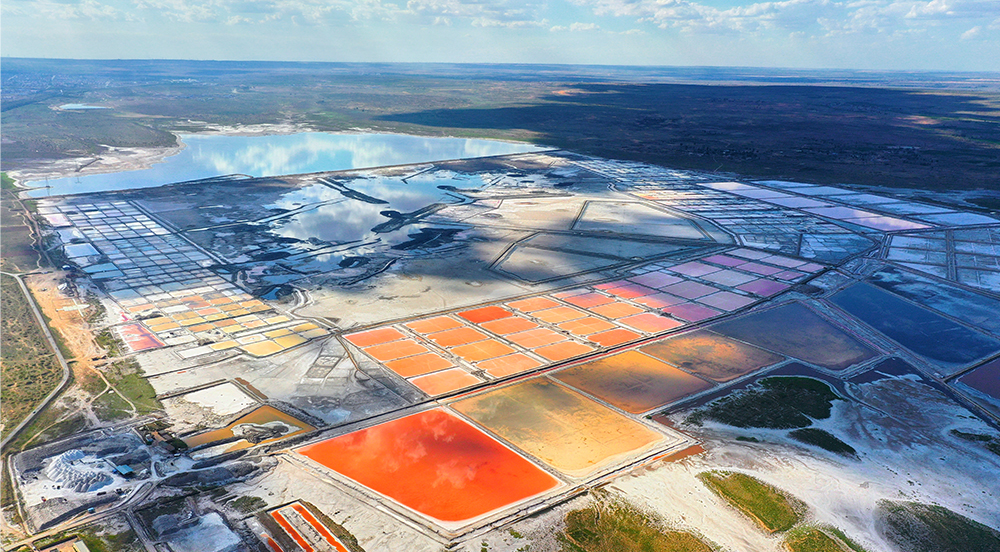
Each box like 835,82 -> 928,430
507,296 -> 561,312
271,511 -> 313,552
453,379 -> 664,478
290,503 -> 349,552
264,534 -> 283,552
481,316 -> 539,335
533,306 -> 588,324
708,302 -> 876,371
183,405 -> 315,449
553,350 -> 713,413
588,328 -> 641,347
405,316 -> 463,334
558,317 -> 617,336
408,369 -> 481,396
619,313 -> 684,334
563,292 -> 615,309
640,330 -> 783,382
477,354 -> 542,378
506,328 -> 566,349
450,339 -> 516,362
427,326 -> 488,347
345,327 -> 406,347
457,306 -> 512,323
589,301 -> 645,319
385,352 -> 454,378
297,409 -> 560,523
363,339 -> 429,361
534,341 -> 594,362
606,283 -> 657,299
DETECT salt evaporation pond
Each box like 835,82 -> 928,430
27,132 -> 546,197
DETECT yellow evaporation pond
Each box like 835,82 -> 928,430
293,323 -> 319,332
265,328 -> 293,338
265,315 -> 291,325
242,340 -> 284,356
210,340 -> 239,350
453,378 -> 665,478
299,329 -> 329,339
275,335 -> 307,348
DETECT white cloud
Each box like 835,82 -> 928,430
571,0 -> 1000,36
551,21 -> 601,31
961,23 -> 982,35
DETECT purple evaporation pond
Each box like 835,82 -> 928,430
662,280 -> 721,300
663,302 -> 723,322
738,279 -> 791,296
698,291 -> 756,311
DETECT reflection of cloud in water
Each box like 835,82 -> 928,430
268,174 -> 470,244
189,133 -> 541,177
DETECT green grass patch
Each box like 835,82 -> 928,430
950,429 -> 1000,457
788,428 -> 857,456
688,377 -> 839,429
1,274 -> 63,434
1,172 -> 16,190
784,527 -> 862,552
229,495 -> 266,515
697,471 -> 804,533
92,389 -> 133,421
876,500 -> 1000,552
94,330 -> 124,357
559,497 -> 713,552
103,359 -> 161,414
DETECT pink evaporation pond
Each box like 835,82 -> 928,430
298,409 -> 561,524
957,358 -> 1000,400
119,324 -> 165,352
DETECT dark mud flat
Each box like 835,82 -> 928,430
830,283 -> 1000,370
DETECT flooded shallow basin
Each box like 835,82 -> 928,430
709,302 -> 876,371
640,330 -> 783,382
296,408 -> 561,525
830,283 -> 1000,369
28,132 -> 545,196
552,350 -> 715,413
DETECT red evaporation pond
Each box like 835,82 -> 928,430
271,511 -> 314,552
298,409 -> 560,523
290,504 -> 349,552
119,324 -> 164,352
457,306 -> 512,324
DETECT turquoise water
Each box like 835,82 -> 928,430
27,132 -> 545,197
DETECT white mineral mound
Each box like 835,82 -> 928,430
45,450 -> 112,493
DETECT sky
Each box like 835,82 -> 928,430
1,0 -> 999,70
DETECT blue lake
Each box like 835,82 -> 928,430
27,132 -> 546,197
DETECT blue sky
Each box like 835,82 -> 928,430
2,0 -> 998,69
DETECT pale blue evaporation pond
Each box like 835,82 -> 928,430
27,132 -> 546,197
